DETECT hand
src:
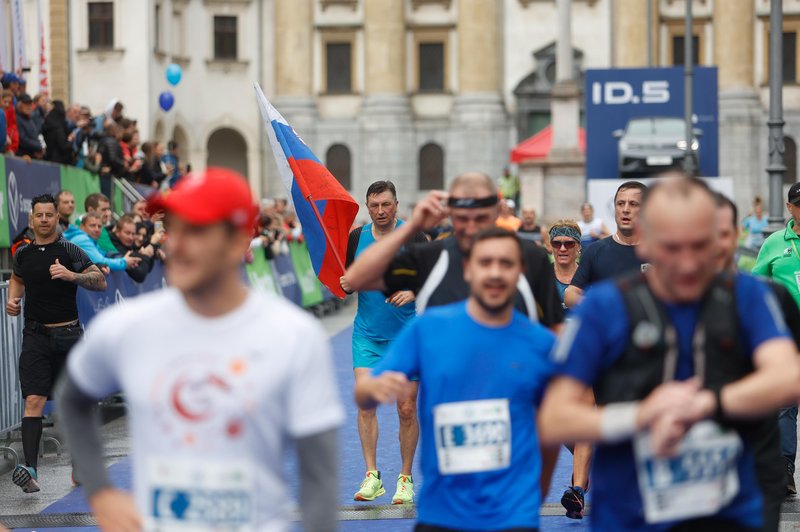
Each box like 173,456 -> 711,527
367,372 -> 413,404
95,153 -> 103,164
89,488 -> 143,532
648,411 -> 690,458
157,249 -> 166,261
139,245 -> 154,258
410,191 -> 450,233
340,275 -> 353,294
99,265 -> 111,276
67,132 -> 75,142
386,290 -> 415,307
123,251 -> 142,269
150,212 -> 165,223
5,297 -> 21,316
50,259 -> 76,283
636,378 -> 701,431
150,230 -> 165,246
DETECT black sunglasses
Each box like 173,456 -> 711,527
552,240 -> 577,250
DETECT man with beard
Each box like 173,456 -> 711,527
56,190 -> 76,232
109,214 -> 154,283
341,180 -> 427,505
356,227 -> 556,531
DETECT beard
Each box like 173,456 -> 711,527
472,287 -> 515,315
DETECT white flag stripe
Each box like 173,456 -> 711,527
254,82 -> 294,192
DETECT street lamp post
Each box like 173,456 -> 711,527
767,0 -> 787,230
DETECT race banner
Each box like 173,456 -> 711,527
60,165 -> 101,220
77,262 -> 166,325
289,241 -> 324,308
9,0 -> 25,71
0,0 -> 11,72
271,252 -> 302,306
246,249 -> 279,296
5,157 -> 60,240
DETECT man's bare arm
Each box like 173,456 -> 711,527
5,274 -> 25,316
345,191 -> 449,292
563,285 -> 584,309
73,265 -> 107,292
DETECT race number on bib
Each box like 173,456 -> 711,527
633,420 -> 742,523
146,459 -> 255,531
434,398 -> 511,475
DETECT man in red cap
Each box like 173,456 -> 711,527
56,168 -> 344,531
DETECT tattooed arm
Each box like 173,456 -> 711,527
50,261 -> 107,292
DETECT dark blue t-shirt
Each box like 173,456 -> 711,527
551,273 -> 790,531
374,302 -> 556,530
570,236 -> 647,290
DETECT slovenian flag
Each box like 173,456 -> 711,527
254,83 -> 359,299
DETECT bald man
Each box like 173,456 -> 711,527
344,172 -> 563,327
539,175 -> 800,531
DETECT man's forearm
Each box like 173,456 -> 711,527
54,373 -> 112,497
563,286 -> 584,309
74,269 -> 107,291
345,222 -> 417,292
296,429 -> 339,532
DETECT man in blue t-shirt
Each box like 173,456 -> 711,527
341,180 -> 427,505
540,176 -> 800,532
356,227 -> 557,531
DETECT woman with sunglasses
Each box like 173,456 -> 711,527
549,220 -> 582,311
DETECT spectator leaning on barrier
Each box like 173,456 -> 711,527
56,190 -> 76,231
109,215 -> 156,283
84,193 -> 117,254
68,213 -> 140,274
16,94 -> 43,159
5,193 -> 106,494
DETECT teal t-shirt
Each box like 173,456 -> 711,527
353,221 -> 416,341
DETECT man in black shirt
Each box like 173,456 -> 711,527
344,172 -> 563,328
5,194 -> 106,493
564,181 -> 648,309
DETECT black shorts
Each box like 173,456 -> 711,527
19,323 -> 83,398
415,525 -> 538,532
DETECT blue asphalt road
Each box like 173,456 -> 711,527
12,326 -> 586,531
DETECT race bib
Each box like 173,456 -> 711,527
434,399 -> 511,475
633,420 -> 742,523
146,459 -> 255,532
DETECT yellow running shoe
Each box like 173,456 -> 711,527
392,474 -> 414,505
354,470 -> 385,501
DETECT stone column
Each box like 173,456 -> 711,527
613,0 -> 648,67
360,0 -> 413,203
550,0 -> 580,156
713,0 -> 762,208
49,0 -> 69,101
451,0 -> 508,181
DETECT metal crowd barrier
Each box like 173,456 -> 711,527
0,281 -> 23,465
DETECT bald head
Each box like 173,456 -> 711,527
638,175 -> 719,303
450,172 -> 497,198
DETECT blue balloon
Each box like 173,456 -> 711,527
159,91 -> 175,112
165,63 -> 182,86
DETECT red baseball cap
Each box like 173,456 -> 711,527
146,167 -> 258,230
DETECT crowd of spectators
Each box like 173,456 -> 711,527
250,197 -> 305,260
1,72 -> 186,198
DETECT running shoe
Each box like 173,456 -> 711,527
354,470 -> 385,501
392,474 -> 414,505
561,485 -> 585,519
71,467 -> 81,487
12,465 -> 40,493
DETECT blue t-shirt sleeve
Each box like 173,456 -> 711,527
550,282 -> 629,386
737,273 -> 791,353
372,319 -> 421,379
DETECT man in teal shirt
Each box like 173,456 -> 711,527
752,182 -> 800,496
340,181 -> 427,505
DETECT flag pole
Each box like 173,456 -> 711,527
306,194 -> 347,272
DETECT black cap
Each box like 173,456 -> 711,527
17,93 -> 32,104
789,183 -> 800,205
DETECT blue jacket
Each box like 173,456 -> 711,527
67,228 -> 127,271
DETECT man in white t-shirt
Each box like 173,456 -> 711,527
576,202 -> 609,247
56,167 -> 344,531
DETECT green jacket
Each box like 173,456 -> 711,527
97,227 -> 117,254
752,219 -> 800,307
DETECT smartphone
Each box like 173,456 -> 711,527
154,221 -> 164,233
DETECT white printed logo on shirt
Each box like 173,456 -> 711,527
434,399 -> 511,475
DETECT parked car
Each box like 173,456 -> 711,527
613,117 -> 702,177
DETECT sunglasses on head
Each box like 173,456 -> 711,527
553,240 -> 577,250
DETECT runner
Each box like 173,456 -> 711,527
716,192 -> 800,531
5,194 -> 106,493
344,172 -> 563,327
564,181 -> 648,308
540,176 -> 800,531
356,227 -> 557,531
56,168 -> 343,531
341,180 -> 427,505
548,220 -> 581,311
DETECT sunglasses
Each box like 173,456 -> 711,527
552,240 -> 577,250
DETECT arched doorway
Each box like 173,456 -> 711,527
785,135 -> 797,185
154,120 -> 164,144
325,144 -> 352,190
206,127 -> 248,178
172,125 -> 189,170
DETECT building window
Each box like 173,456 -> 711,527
213,16 -> 237,60
784,32 -> 798,84
325,43 -> 352,94
671,35 -> 700,66
419,42 -> 445,92
419,143 -> 444,190
326,144 -> 352,190
154,4 -> 162,52
88,2 -> 114,49
764,21 -> 800,85
785,135 -> 797,185
526,112 -> 551,138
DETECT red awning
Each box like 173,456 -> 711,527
510,125 -> 586,163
